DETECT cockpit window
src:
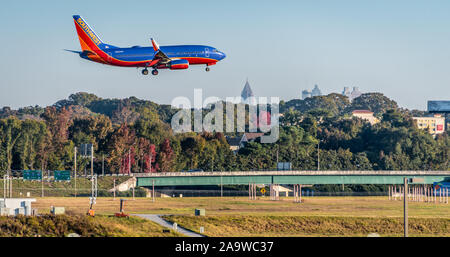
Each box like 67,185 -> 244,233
212,49 -> 218,52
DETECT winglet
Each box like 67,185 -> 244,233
151,38 -> 159,51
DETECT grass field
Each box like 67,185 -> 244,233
28,196 -> 450,237
32,196 -> 450,218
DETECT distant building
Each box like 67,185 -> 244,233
428,100 -> 450,131
311,84 -> 322,97
342,87 -> 351,98
413,114 -> 445,137
352,110 -> 380,125
226,133 -> 265,152
342,86 -> 362,101
241,79 -> 256,105
302,90 -> 312,100
350,87 -> 362,101
226,136 -> 241,152
302,84 -> 322,99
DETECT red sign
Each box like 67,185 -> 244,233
437,124 -> 443,131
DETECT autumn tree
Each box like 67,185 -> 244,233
158,138 -> 175,172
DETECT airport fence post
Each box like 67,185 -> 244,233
434,188 -> 436,203
439,188 -> 442,203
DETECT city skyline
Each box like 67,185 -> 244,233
1,1 -> 450,110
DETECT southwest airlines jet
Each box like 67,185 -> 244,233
67,15 -> 226,75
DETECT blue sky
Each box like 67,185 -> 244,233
0,0 -> 449,110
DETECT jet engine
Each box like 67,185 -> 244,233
169,59 -> 189,70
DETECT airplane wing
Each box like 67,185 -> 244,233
147,38 -> 172,67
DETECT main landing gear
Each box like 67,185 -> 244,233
142,68 -> 159,76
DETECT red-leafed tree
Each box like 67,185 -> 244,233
107,123 -> 136,174
144,144 -> 158,173
120,146 -> 136,174
157,138 -> 174,172
41,106 -> 72,149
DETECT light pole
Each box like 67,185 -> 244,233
404,177 -> 408,237
74,146 -> 77,197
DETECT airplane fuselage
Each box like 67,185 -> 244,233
82,45 -> 226,68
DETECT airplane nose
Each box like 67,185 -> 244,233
219,51 -> 226,60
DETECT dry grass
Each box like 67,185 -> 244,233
29,196 -> 450,237
32,196 -> 450,218
162,215 -> 450,237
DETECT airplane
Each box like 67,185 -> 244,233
67,15 -> 226,75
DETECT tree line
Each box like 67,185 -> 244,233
0,92 -> 448,175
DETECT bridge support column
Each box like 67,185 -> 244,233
299,184 -> 302,203
293,184 -> 301,203
152,179 -> 155,203
248,183 -> 256,200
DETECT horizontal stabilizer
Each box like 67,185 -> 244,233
64,49 -> 82,54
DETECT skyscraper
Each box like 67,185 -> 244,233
342,86 -> 362,101
241,79 -> 256,105
342,87 -> 351,98
311,84 -> 322,97
350,87 -> 362,101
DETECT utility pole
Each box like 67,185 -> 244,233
276,145 -> 279,167
128,149 -> 131,175
41,170 -> 44,197
152,179 -> 155,202
74,146 -> 77,197
317,140 -> 320,171
404,177 -> 408,237
91,144 -> 94,177
149,152 -> 152,173
113,178 -> 116,200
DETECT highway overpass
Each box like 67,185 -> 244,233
135,170 -> 450,187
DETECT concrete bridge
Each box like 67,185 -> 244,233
135,170 -> 450,187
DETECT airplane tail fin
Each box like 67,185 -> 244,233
72,15 -> 116,51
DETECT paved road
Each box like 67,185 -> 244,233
133,214 -> 204,237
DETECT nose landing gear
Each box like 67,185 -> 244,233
205,66 -> 210,72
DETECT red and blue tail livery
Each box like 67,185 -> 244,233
67,15 -> 226,75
